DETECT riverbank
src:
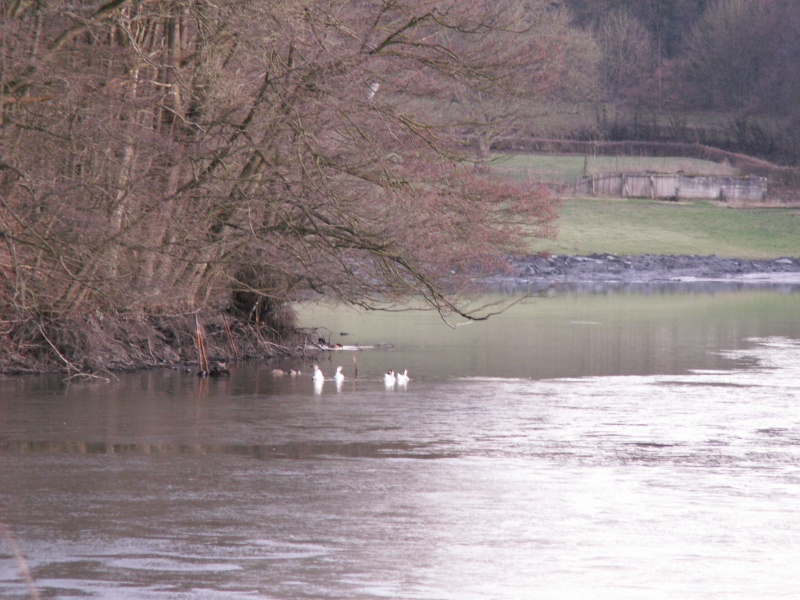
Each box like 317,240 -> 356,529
0,313 -> 305,378
3,254 -> 800,377
501,253 -> 800,285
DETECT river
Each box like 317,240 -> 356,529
1,287 -> 799,599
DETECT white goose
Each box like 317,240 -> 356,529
333,366 -> 345,382
396,369 -> 410,385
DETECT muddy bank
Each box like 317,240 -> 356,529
500,253 -> 800,285
0,312 -> 311,378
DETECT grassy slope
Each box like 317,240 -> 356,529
528,197 -> 800,259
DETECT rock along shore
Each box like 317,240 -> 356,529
499,253 -> 800,285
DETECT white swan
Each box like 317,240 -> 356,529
396,369 -> 410,385
333,366 -> 345,382
384,370 -> 396,385
312,364 -> 325,382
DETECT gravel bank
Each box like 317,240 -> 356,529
500,254 -> 800,285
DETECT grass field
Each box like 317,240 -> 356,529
492,153 -> 739,182
527,197 -> 800,259
493,153 -> 799,258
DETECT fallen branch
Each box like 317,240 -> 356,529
35,323 -> 110,382
36,323 -> 78,373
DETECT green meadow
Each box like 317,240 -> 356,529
529,197 -> 800,258
492,153 -> 739,182
499,154 -> 799,258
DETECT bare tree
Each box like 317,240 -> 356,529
1,0 -> 562,329
432,1 -> 598,166
596,9 -> 655,108
676,0 -> 800,160
684,0 -> 765,112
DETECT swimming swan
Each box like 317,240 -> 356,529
384,370 -> 396,385
312,364 -> 325,382
333,366 -> 345,382
396,369 -> 410,385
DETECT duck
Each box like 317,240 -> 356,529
384,370 -> 396,385
274,368 -> 302,376
333,366 -> 345,382
312,364 -> 325,382
396,369 -> 410,385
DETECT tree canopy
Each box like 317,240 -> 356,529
5,0 -> 796,334
1,0 -> 564,325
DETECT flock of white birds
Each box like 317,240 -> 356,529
309,364 -> 410,387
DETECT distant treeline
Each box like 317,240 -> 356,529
559,0 -> 800,166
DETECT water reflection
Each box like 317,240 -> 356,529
487,278 -> 800,296
0,439 -> 451,460
295,286 -> 800,381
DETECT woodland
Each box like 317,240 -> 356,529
1,0 -> 799,375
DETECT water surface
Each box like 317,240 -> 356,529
1,288 -> 799,599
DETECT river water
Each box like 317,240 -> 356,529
1,286 -> 800,599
